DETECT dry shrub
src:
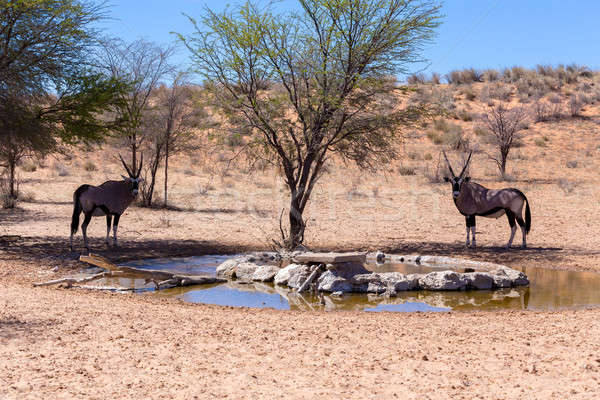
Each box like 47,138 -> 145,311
480,83 -> 511,103
568,94 -> 589,116
531,99 -> 563,122
83,160 -> 96,171
52,161 -> 69,177
397,165 -> 416,176
445,68 -> 483,85
566,160 -> 578,169
410,85 -> 455,113
21,162 -> 37,172
456,108 -> 474,121
429,72 -> 441,84
557,178 -> 579,195
424,153 -> 445,183
407,72 -> 427,85
482,69 -> 500,82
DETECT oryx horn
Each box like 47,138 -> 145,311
442,150 -> 456,177
118,154 -> 134,177
459,151 -> 473,178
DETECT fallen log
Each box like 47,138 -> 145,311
34,253 -> 226,290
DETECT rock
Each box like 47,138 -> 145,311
274,264 -> 309,286
294,252 -> 366,264
380,272 -> 420,291
216,258 -> 243,278
234,262 -> 262,281
491,269 -> 512,288
252,265 -> 280,282
317,270 -> 353,292
375,251 -> 385,263
500,267 -> 529,286
326,262 -> 370,275
464,272 -> 494,290
419,271 -> 467,291
332,291 -> 343,297
353,273 -> 385,293
287,267 -> 311,289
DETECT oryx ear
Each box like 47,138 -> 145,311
121,175 -> 130,181
464,177 -> 471,182
444,177 -> 450,182
137,177 -> 145,183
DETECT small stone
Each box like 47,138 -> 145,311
332,291 -> 343,297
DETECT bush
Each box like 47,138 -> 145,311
457,109 -> 474,121
568,94 -> 586,116
566,160 -> 578,168
445,68 -> 483,85
398,165 -> 416,176
83,160 -> 96,172
407,72 -> 426,85
480,83 -> 511,102
426,130 -> 443,144
21,162 -> 37,172
534,137 -> 548,147
531,100 -> 563,122
51,161 -> 69,177
482,69 -> 500,82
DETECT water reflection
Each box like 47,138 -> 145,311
89,256 -> 600,312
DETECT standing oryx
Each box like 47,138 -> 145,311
70,155 -> 142,251
443,151 -> 531,249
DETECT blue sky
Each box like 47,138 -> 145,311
100,0 -> 600,77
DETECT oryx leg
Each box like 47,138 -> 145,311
465,215 -> 476,247
81,212 -> 93,250
105,214 -> 113,246
468,215 -> 476,248
464,216 -> 470,247
112,214 -> 121,247
506,210 -> 517,249
516,215 -> 527,248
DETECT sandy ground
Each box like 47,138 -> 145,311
2,90 -> 600,398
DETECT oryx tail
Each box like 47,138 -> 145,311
71,184 -> 90,235
511,188 -> 531,233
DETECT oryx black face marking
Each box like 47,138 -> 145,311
443,151 -> 531,249
70,154 -> 143,251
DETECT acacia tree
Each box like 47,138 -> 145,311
481,103 -> 528,176
0,0 -> 128,198
97,38 -> 174,176
140,74 -> 203,207
179,0 -> 441,248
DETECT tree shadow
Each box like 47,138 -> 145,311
0,235 -> 255,266
0,208 -> 63,226
0,316 -> 56,341
379,241 -> 569,267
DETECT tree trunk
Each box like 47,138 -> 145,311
8,157 -> 16,199
164,141 -> 169,207
288,196 -> 305,250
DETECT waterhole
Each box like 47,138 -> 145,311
91,255 -> 600,312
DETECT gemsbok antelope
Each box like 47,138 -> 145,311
70,155 -> 142,251
443,151 -> 531,249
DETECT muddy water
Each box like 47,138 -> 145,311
92,256 -> 600,312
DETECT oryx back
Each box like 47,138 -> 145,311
78,181 -> 135,216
